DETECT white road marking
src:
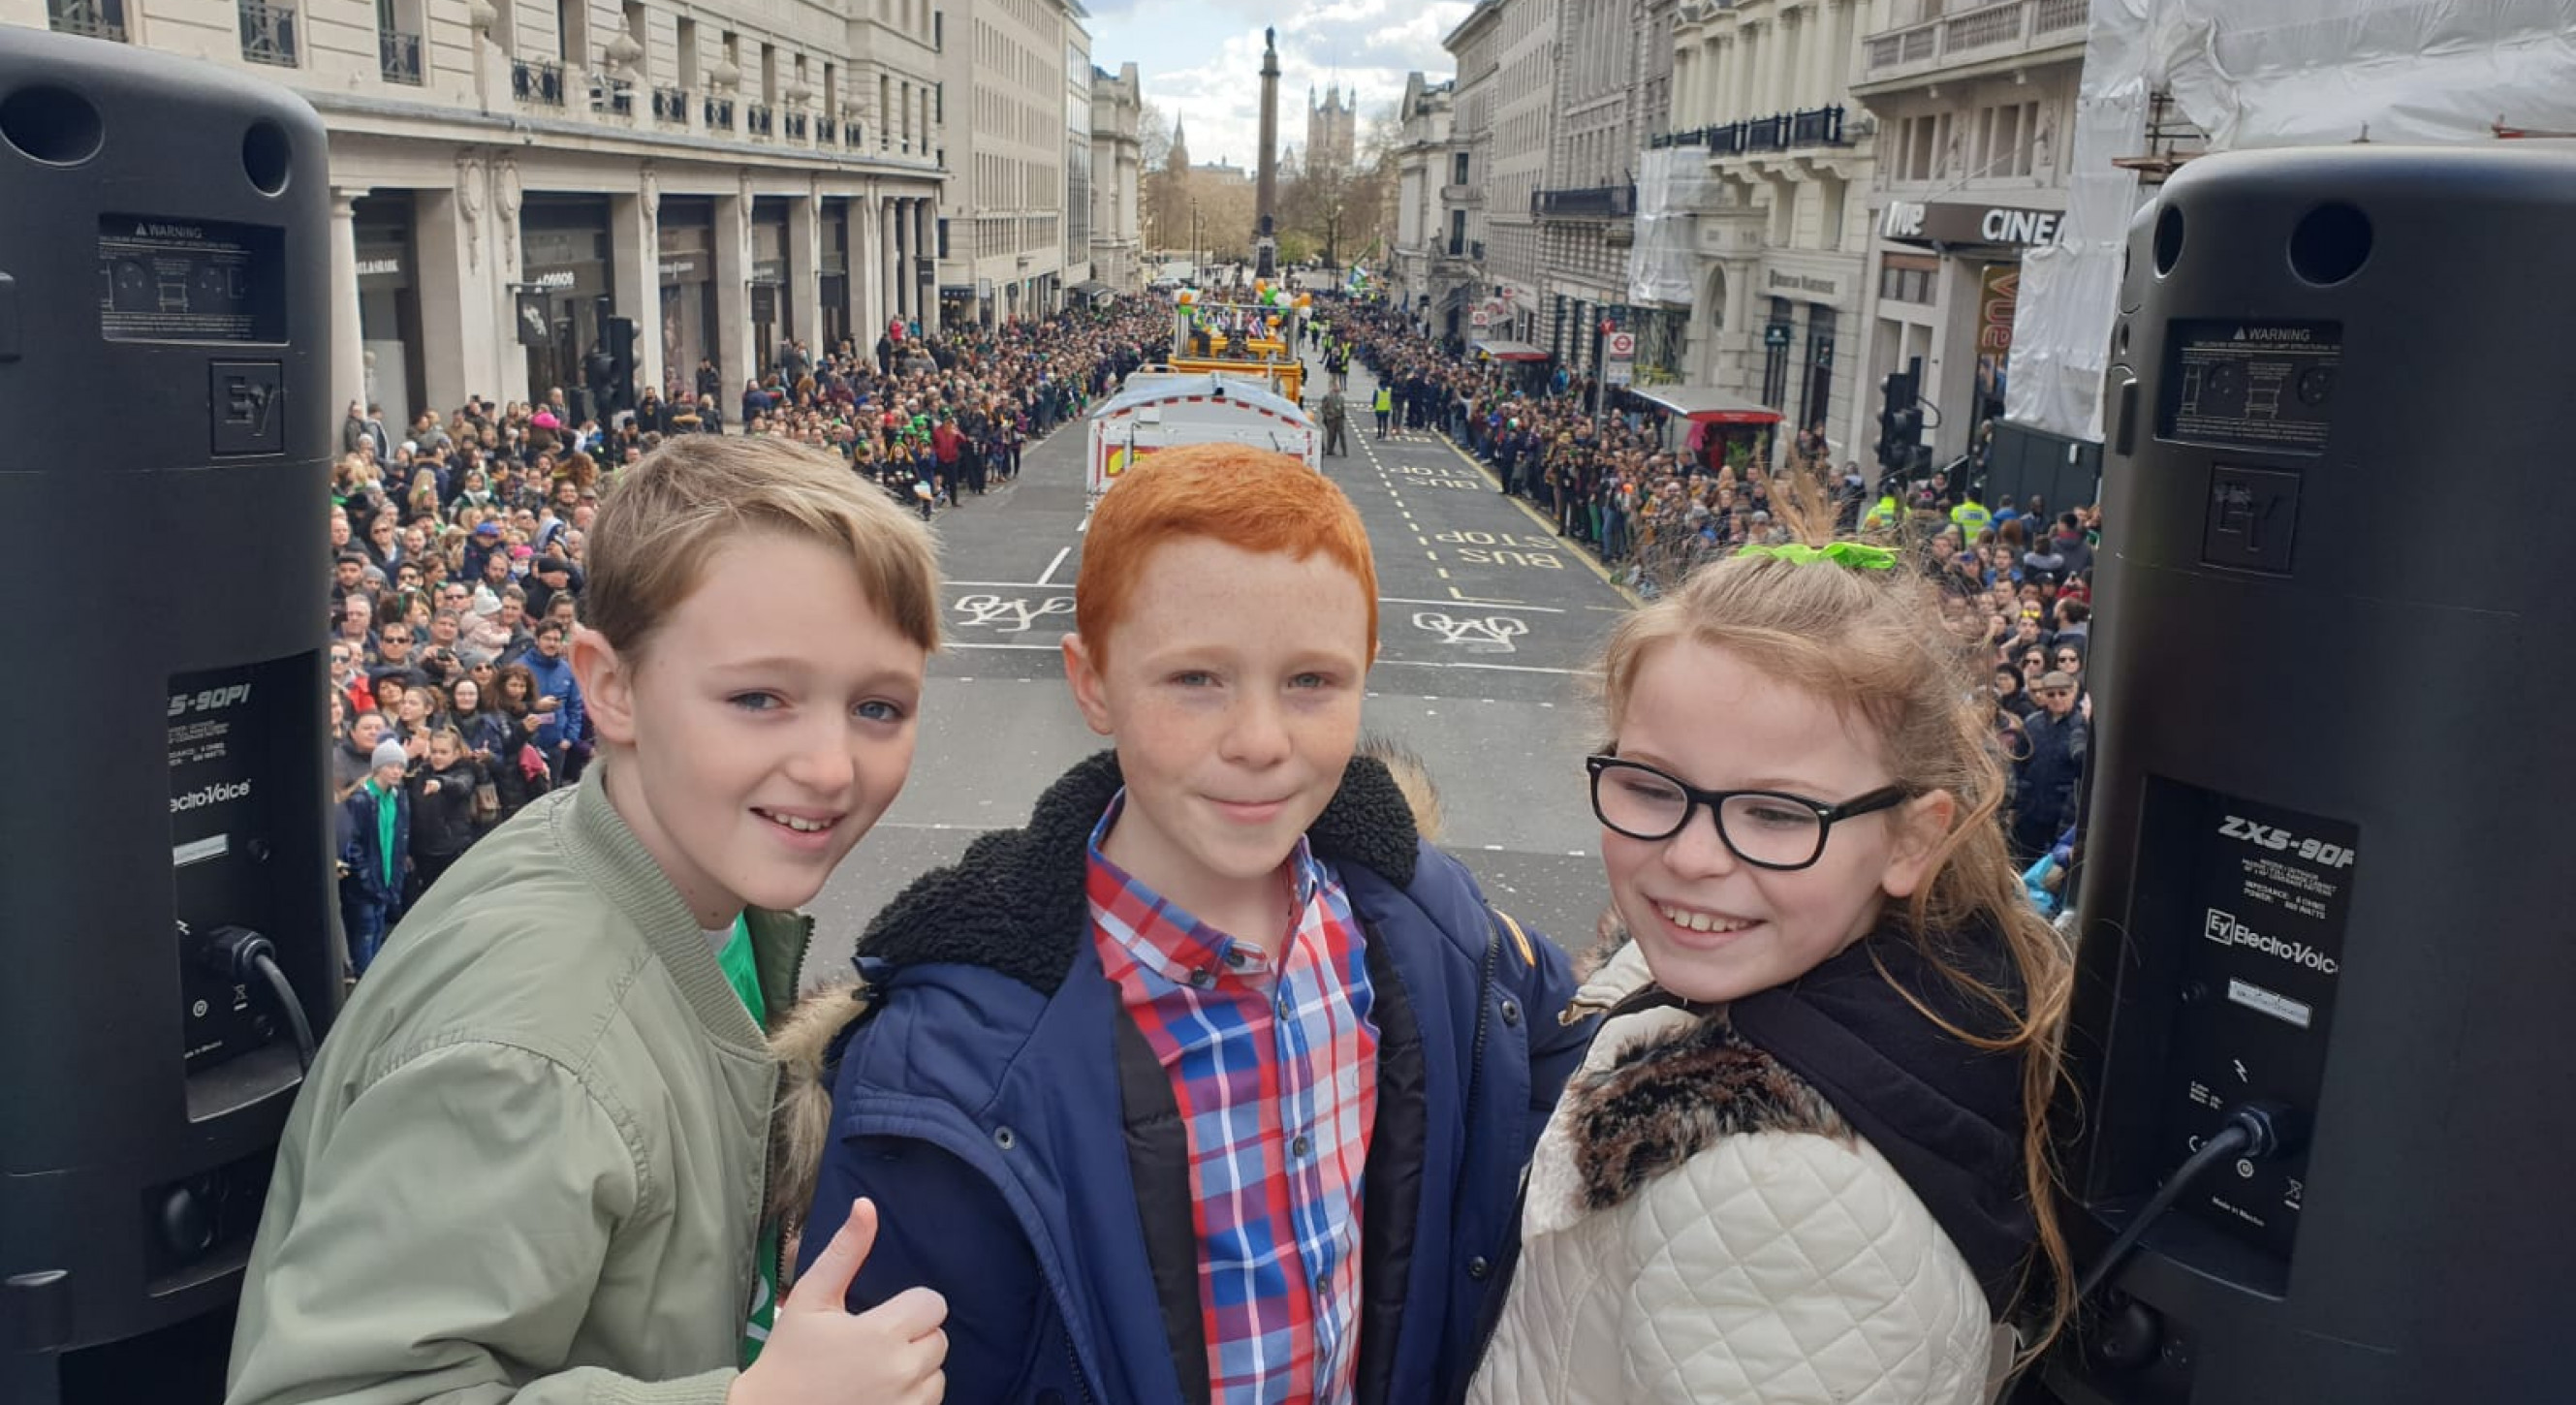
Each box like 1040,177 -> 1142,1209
1373,657 -> 1588,677
1036,546 -> 1072,586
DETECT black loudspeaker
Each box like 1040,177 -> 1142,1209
2044,145 -> 2576,1404
0,31 -> 335,1404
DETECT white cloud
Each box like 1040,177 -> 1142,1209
1091,0 -> 1471,173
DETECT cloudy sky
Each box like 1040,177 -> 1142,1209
1083,0 -> 1474,171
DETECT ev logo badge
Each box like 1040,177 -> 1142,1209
2203,908 -> 2340,976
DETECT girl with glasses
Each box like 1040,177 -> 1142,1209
1467,527 -> 2076,1405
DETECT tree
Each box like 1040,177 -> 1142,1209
1139,99 -> 1170,170
1274,103 -> 1400,268
1143,111 -> 1192,259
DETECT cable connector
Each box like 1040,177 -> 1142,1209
2221,1101 -> 2303,1162
2075,1098 -> 2305,1301
185,923 -> 317,1073
191,923 -> 276,981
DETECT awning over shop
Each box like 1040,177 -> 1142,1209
1471,339 -> 1549,362
1067,280 -> 1114,301
1634,386 -> 1783,424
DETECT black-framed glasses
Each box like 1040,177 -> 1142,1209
1586,755 -> 1909,872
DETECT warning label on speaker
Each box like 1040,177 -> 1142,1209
98,214 -> 286,344
2159,320 -> 2340,454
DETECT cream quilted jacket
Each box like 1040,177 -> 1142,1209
1464,944 -> 2007,1405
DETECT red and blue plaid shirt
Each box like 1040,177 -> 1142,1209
1087,794 -> 1379,1405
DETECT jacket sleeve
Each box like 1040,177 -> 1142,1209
559,674 -> 586,747
227,1043 -> 734,1405
1505,915 -> 1593,1139
1614,1134 -> 1995,1405
801,1135 -> 1046,1403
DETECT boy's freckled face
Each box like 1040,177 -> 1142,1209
591,532 -> 927,928
1066,537 -> 1372,927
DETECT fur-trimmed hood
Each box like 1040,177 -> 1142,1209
1541,924 -> 2036,1315
767,741 -> 1444,1233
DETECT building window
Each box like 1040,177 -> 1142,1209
377,0 -> 424,83
1452,151 -> 1469,186
1761,297 -> 1794,409
554,0 -> 584,65
237,0 -> 298,66
1799,304 -> 1837,432
47,0 -> 128,42
1878,255 -> 1936,305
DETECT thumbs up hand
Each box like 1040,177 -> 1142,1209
730,1199 -> 948,1405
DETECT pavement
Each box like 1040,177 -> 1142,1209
800,359 -> 1640,987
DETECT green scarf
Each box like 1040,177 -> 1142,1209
721,914 -> 780,1364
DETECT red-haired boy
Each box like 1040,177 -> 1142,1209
776,444 -> 1594,1404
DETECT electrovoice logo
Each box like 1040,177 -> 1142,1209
172,780 -> 252,812
2203,908 -> 2339,976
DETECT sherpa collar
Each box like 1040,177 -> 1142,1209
858,749 -> 1421,995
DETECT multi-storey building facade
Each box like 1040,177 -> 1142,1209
14,0 -> 948,423
1477,0 -> 1554,347
1059,23 -> 1091,297
1849,0 -> 2085,466
1389,74 -> 1452,335
1664,0 -> 1876,450
935,0 -> 1084,327
1440,5 -> 1506,347
1532,0 -> 1673,381
1087,61 -> 1142,293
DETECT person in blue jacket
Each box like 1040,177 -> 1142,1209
518,614 -> 586,783
771,444 -> 1595,1405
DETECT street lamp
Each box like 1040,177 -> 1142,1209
1190,200 -> 1201,276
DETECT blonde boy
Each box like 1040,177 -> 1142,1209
230,437 -> 950,1405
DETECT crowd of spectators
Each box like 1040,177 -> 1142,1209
1311,296 -> 2104,893
322,299 -> 1171,968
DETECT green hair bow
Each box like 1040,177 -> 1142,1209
1735,542 -> 1900,571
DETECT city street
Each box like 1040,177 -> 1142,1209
800,361 -> 1640,984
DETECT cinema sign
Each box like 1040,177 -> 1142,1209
1878,199 -> 2065,248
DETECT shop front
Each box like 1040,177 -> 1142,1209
657,197 -> 718,399
1636,384 -> 1785,474
751,198 -> 793,372
1870,197 -> 2064,465
820,200 -> 851,353
351,193 -> 425,425
518,197 -> 615,414
657,198 -> 717,396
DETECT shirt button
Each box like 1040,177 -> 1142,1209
1292,1134 -> 1311,1157
1189,967 -> 1214,988
1467,1256 -> 1492,1281
1275,990 -> 1293,1016
1314,1272 -> 1330,1297
1501,998 -> 1522,1027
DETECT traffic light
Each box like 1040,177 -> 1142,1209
605,315 -> 638,415
1874,368 -> 1921,480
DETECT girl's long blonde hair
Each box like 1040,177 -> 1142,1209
1597,464 -> 2077,1358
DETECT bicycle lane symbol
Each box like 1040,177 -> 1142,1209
953,594 -> 1076,634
